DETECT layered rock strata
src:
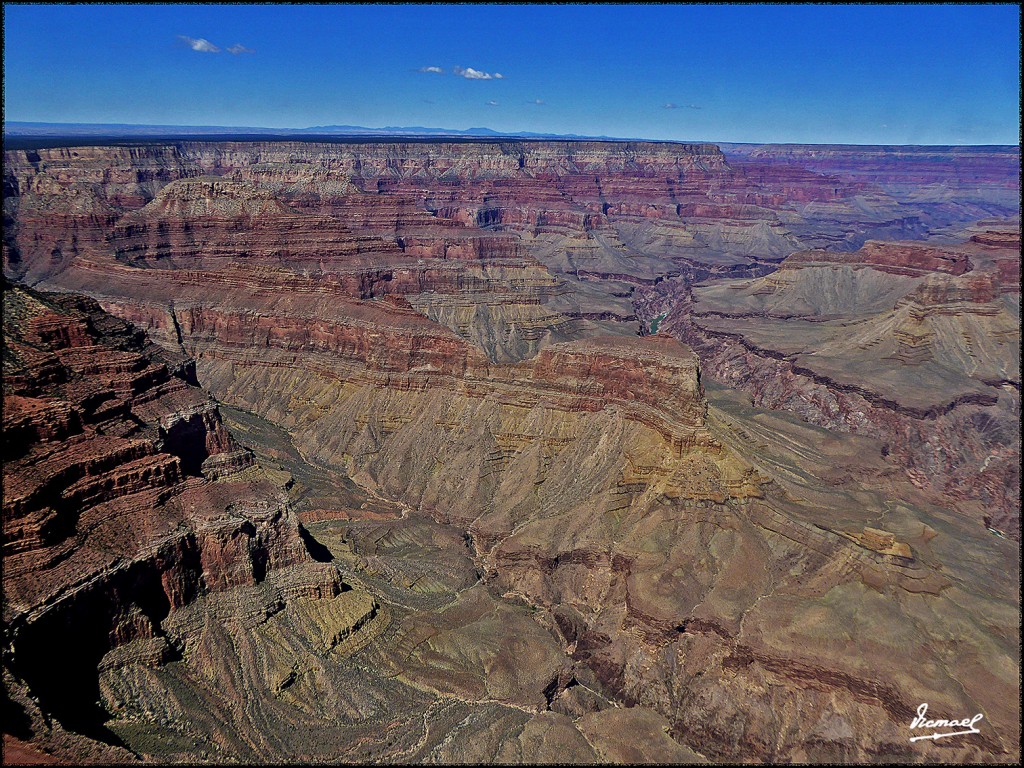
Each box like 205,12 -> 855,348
653,230 -> 1021,536
2,139 -> 1020,763
1,281 -> 351,758
6,139 -> 1018,358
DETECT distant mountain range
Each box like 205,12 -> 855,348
304,124 -> 632,140
7,122 -> 1010,150
3,121 -> 635,142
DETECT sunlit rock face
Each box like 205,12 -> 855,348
2,139 -> 1020,764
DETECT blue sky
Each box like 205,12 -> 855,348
3,3 -> 1020,144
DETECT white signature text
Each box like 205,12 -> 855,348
909,703 -> 983,742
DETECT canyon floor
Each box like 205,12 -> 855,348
2,138 -> 1020,764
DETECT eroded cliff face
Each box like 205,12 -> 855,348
1,282 -> 358,760
2,140 -> 1020,763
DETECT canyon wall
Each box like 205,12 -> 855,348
2,281 -> 370,760
2,139 -> 1020,763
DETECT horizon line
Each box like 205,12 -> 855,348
3,120 -> 1021,149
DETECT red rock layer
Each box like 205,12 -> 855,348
525,334 -> 705,427
786,240 -> 972,276
783,228 -> 1020,289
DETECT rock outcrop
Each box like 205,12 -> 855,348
1,281 -> 359,759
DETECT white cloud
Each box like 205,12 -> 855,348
227,43 -> 255,55
663,102 -> 702,110
453,66 -> 501,80
178,35 -> 220,53
486,100 -> 499,107
528,99 -> 545,105
418,66 -> 445,74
